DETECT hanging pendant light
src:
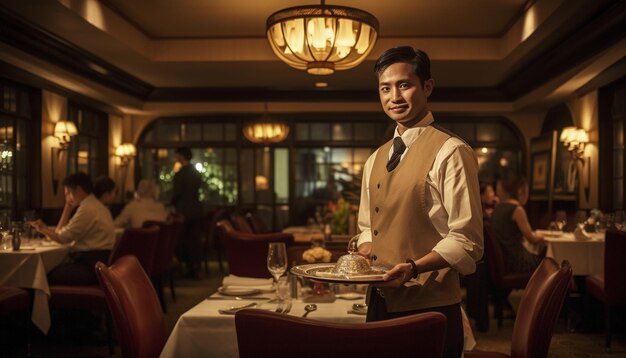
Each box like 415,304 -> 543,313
266,0 -> 379,75
243,104 -> 289,144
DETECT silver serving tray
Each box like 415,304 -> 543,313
290,263 -> 388,284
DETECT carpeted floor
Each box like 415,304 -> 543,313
2,261 -> 624,357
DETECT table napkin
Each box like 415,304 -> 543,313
222,275 -> 274,291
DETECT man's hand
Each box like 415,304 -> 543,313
375,262 -> 413,288
356,242 -> 371,259
30,219 -> 46,231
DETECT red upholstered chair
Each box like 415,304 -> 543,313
466,258 -> 572,358
483,223 -> 533,328
96,255 -> 166,358
0,286 -> 29,315
229,212 -> 254,233
108,226 -> 160,275
216,220 -> 294,278
48,284 -> 114,354
245,211 -> 270,234
143,220 -> 177,311
235,309 -> 447,357
586,229 -> 626,349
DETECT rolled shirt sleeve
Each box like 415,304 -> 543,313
430,143 -> 484,275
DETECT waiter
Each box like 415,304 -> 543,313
357,46 -> 483,358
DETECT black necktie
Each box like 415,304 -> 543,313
386,137 -> 406,172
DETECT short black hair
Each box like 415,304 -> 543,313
62,172 -> 93,194
175,147 -> 192,161
500,175 -> 528,198
374,46 -> 431,85
93,176 -> 116,199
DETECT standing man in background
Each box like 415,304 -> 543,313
357,46 -> 483,357
172,147 -> 204,279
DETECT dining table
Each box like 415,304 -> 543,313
160,290 -> 476,357
538,229 -> 605,276
0,240 -> 69,334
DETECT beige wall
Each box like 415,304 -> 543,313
567,90 -> 599,209
41,90 -> 67,208
40,90 -> 122,208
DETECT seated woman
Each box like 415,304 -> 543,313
480,181 -> 499,220
114,179 -> 169,229
491,176 -> 546,273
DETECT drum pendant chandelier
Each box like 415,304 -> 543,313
243,104 -> 290,145
266,0 -> 379,75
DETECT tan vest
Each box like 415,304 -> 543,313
370,126 -> 461,312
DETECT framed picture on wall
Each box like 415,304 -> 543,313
529,131 -> 557,200
531,152 -> 550,192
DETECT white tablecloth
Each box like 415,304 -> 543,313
0,242 -> 69,333
160,296 -> 366,358
161,292 -> 476,357
539,230 -> 605,275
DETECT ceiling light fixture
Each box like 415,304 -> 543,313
266,0 -> 379,75
243,104 -> 289,145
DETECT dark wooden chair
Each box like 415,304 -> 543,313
109,226 -> 160,275
143,220 -> 178,311
96,255 -> 166,358
0,286 -> 29,315
466,258 -> 572,358
216,219 -> 294,278
483,223 -> 533,329
235,309 -> 447,357
203,208 -> 229,274
586,229 -> 626,349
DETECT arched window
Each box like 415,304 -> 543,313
137,114 -> 523,230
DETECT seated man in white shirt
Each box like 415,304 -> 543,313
32,172 -> 116,285
114,179 -> 169,229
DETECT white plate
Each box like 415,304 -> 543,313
218,287 -> 262,296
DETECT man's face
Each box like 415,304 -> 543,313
378,62 -> 433,128
64,187 -> 77,204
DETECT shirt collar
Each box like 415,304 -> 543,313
393,111 -> 434,148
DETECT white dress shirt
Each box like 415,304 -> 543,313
114,197 -> 169,229
357,112 -> 484,275
56,194 -> 116,252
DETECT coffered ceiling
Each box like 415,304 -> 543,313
0,0 -> 625,110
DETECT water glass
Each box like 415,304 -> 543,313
276,276 -> 291,301
267,242 -> 288,300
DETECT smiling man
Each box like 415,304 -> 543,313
356,47 -> 483,357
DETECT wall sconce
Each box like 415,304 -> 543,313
115,143 -> 136,166
115,143 -> 136,200
51,120 -> 78,195
54,121 -> 78,148
559,126 -> 589,160
560,126 -> 590,202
